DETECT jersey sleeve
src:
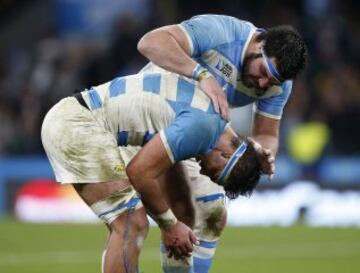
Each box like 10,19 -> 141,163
179,14 -> 253,57
254,80 -> 293,119
159,109 -> 225,163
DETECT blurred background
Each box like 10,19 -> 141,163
0,1 -> 359,273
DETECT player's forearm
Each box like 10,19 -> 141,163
138,29 -> 197,77
127,174 -> 169,215
126,134 -> 179,228
252,114 -> 280,157
127,174 -> 179,230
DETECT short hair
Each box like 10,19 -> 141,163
257,25 -> 308,80
223,138 -> 262,199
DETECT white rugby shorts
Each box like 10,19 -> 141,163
41,97 -> 127,183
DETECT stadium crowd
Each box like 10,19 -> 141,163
0,0 -> 358,161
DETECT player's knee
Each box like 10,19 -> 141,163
130,210 -> 149,250
130,209 -> 149,233
111,209 -> 149,234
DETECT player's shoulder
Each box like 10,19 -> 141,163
188,14 -> 257,41
188,14 -> 256,30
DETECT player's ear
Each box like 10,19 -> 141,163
221,151 -> 231,159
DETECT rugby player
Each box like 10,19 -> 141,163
138,14 -> 307,273
41,71 -> 263,273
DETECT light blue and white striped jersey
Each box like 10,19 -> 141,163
143,14 -> 293,119
79,72 -> 226,162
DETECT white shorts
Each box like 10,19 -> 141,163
41,97 -> 127,183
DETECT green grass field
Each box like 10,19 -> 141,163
1,218 -> 360,273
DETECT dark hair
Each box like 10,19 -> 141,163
257,25 -> 308,80
224,139 -> 262,199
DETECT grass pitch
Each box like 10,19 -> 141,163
0,218 -> 359,273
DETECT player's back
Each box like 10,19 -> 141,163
79,72 -> 214,146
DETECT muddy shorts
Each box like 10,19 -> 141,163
41,97 -> 127,184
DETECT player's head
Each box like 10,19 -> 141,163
199,132 -> 262,199
241,25 -> 307,92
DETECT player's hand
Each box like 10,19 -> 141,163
161,221 -> 198,260
247,137 -> 275,181
199,76 -> 230,121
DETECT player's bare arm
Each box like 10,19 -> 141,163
158,162 -> 195,228
126,133 -> 197,258
138,25 -> 195,77
251,113 -> 280,179
138,25 -> 229,120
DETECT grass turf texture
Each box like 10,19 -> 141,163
0,218 -> 359,273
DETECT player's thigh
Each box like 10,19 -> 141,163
43,98 -> 148,238
74,180 -> 146,227
73,180 -> 131,205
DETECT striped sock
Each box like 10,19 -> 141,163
193,240 -> 218,273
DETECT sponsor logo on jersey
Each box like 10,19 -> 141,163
216,60 -> 233,78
